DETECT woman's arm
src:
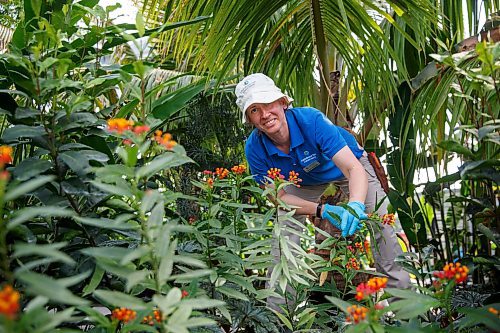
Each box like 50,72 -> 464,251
332,146 -> 367,203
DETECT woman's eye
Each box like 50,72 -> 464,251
250,108 -> 258,113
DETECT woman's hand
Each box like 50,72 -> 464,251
322,202 -> 367,236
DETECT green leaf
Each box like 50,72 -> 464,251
82,266 -> 105,296
90,180 -> 135,198
171,269 -> 213,283
216,286 -> 249,301
59,151 -> 91,176
12,158 -> 52,181
152,79 -> 207,120
74,215 -> 139,230
78,306 -> 110,327
457,305 -> 500,331
1,125 -> 46,143
5,175 -> 55,201
136,152 -> 193,180
271,309 -> 293,330
180,298 -> 226,310
477,223 -> 500,247
93,290 -> 147,310
13,242 -> 75,265
8,206 -> 75,230
325,295 -> 352,313
17,272 -> 89,305
437,140 -> 475,158
136,11 -> 145,37
81,247 -> 133,260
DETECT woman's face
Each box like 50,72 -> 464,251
246,98 -> 287,136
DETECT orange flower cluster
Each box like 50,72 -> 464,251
142,309 -> 162,325
364,240 -> 370,253
433,262 -> 469,284
206,178 -> 214,188
133,125 -> 150,135
154,130 -> 177,150
382,213 -> 396,226
288,171 -> 302,186
0,285 -> 20,319
488,307 -> 499,317
0,146 -> 12,168
355,242 -> 363,251
346,305 -> 368,324
355,277 -> 388,301
111,307 -> 136,323
215,167 -> 229,179
267,168 -> 285,181
346,257 -> 360,270
231,164 -> 246,175
107,118 -> 134,134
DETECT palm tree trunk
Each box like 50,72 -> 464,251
309,0 -> 334,119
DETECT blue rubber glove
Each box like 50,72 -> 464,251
321,203 -> 345,230
342,201 -> 368,237
321,202 -> 368,237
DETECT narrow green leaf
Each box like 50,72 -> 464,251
136,11 -> 145,37
5,175 -> 55,201
216,286 -> 249,301
93,290 -> 147,310
13,242 -> 75,265
83,266 -> 105,296
17,272 -> 89,305
8,206 -> 75,230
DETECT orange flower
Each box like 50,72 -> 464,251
346,305 -> 368,324
231,164 -> 246,175
111,307 -> 136,323
215,167 -> 229,179
142,315 -> 154,326
206,178 -> 214,188
181,290 -> 189,298
355,242 -> 363,251
346,257 -> 360,270
153,130 -> 177,150
488,307 -> 499,317
0,170 -> 10,182
364,239 -> 370,253
142,309 -> 162,325
288,170 -> 302,186
355,277 -> 388,301
153,309 -> 162,321
132,125 -> 150,135
0,285 -> 20,319
381,213 -> 396,226
267,168 -> 284,181
433,262 -> 469,284
0,146 -> 13,168
107,118 -> 134,134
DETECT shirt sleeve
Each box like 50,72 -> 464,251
314,111 -> 347,159
245,140 -> 269,185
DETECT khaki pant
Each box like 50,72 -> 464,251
267,154 -> 410,310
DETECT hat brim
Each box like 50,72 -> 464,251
242,92 -> 293,123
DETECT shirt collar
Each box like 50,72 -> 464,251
261,109 -> 304,156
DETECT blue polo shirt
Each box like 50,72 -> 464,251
245,107 -> 364,186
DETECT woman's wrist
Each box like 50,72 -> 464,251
316,203 -> 323,218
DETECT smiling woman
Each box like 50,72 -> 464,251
235,73 -> 410,312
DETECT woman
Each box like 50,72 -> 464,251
235,73 -> 410,308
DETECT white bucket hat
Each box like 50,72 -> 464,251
235,73 -> 293,123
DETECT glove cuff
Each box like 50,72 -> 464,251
349,201 -> 366,211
